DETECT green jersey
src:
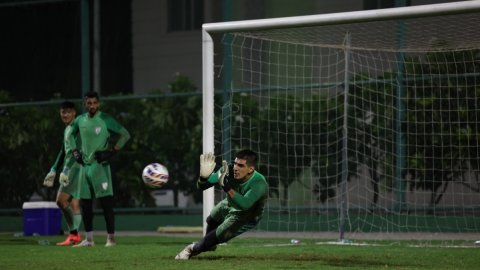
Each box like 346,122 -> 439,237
49,123 -> 82,198
67,111 -> 130,164
50,123 -> 81,172
199,169 -> 268,219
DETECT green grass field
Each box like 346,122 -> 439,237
0,233 -> 478,269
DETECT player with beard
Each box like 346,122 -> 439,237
67,91 -> 130,247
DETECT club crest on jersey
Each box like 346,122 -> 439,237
102,182 -> 108,190
95,127 -> 102,135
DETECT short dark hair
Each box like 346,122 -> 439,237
60,101 -> 76,110
84,91 -> 99,100
235,149 -> 258,167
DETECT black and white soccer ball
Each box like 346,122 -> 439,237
142,163 -> 169,188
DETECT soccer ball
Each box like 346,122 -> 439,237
142,163 -> 169,188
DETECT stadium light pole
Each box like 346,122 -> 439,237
222,0 -> 233,168
93,0 -> 101,94
80,0 -> 90,98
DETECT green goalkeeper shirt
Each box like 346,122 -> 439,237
50,123 -> 81,172
198,169 -> 268,219
67,111 -> 130,165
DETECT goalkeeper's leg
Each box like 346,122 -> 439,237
206,216 -> 221,234
81,198 -> 94,240
100,195 -> 116,246
191,216 -> 258,256
56,192 -> 82,245
70,198 -> 83,233
72,199 -> 95,247
56,192 -> 74,231
191,230 -> 220,255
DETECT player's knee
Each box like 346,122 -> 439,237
100,196 -> 115,210
81,199 -> 93,212
56,199 -> 69,210
217,230 -> 234,243
206,216 -> 221,226
70,201 -> 81,213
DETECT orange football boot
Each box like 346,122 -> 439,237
56,233 -> 81,246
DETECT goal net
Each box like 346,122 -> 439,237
203,2 -> 480,240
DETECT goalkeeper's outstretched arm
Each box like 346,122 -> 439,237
197,152 -> 218,190
197,177 -> 214,190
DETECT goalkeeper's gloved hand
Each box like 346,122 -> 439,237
218,160 -> 232,192
43,170 -> 56,187
95,149 -> 117,163
72,149 -> 84,165
199,152 -> 216,179
59,168 -> 70,187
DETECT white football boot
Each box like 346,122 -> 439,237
73,239 -> 95,247
105,239 -> 117,247
175,243 -> 194,260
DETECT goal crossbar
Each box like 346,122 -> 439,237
202,1 -> 480,33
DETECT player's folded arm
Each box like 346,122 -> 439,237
94,149 -> 117,163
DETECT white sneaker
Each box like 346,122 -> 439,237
474,240 -> 480,245
175,244 -> 194,260
73,239 -> 95,247
105,239 -> 116,247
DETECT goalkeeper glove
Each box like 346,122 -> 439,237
218,160 -> 232,192
95,149 -> 117,163
199,152 -> 216,179
59,167 -> 70,187
72,149 -> 84,165
43,170 -> 56,187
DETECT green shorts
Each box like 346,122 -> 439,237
79,161 -> 113,199
210,199 -> 260,243
58,163 -> 82,199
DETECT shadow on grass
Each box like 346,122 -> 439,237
193,254 -> 413,268
0,237 -> 38,245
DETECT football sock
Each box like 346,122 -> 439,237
81,199 -> 94,232
193,229 -> 220,253
100,196 -> 115,234
107,234 -> 115,241
73,213 -> 82,232
62,206 -> 74,231
86,231 -> 94,242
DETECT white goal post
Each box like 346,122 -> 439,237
202,1 -> 480,239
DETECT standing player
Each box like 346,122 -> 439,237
43,101 -> 83,246
67,91 -> 131,247
175,149 -> 268,259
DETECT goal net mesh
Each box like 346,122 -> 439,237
212,10 -> 480,239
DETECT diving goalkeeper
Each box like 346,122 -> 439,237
175,149 -> 268,260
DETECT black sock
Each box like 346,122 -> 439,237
81,199 -> 94,232
192,229 -> 220,254
100,195 -> 115,234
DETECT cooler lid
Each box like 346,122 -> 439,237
22,201 -> 59,209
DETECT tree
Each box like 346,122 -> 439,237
0,75 -> 204,209
405,49 -> 480,207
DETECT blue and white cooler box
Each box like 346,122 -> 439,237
22,201 -> 62,236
